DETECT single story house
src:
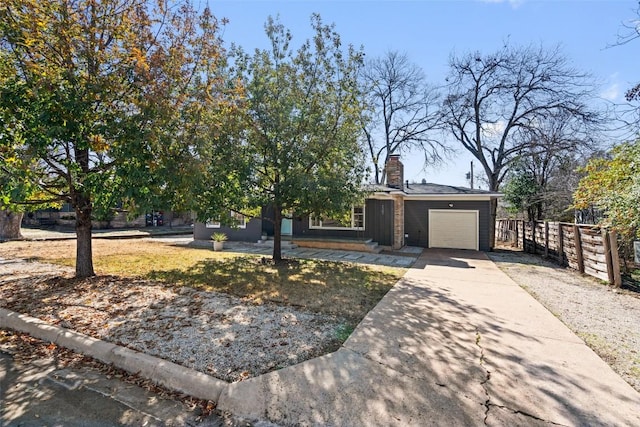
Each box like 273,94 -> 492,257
193,155 -> 501,251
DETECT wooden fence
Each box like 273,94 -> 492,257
496,219 -> 622,287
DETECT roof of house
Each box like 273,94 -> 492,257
368,183 -> 501,197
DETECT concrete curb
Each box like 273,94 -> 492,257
0,307 -> 228,402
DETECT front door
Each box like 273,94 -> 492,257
281,213 -> 293,236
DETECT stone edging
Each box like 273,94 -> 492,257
0,307 -> 228,402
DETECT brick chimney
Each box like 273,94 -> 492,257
385,155 -> 404,189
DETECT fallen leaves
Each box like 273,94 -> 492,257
0,267 -> 344,383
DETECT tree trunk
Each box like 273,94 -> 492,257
0,210 -> 24,240
487,174 -> 500,251
527,207 -> 535,222
535,202 -> 544,221
74,194 -> 95,278
489,198 -> 497,250
272,205 -> 282,262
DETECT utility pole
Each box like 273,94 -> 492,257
466,161 -> 474,189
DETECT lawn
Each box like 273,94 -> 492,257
0,239 -> 405,323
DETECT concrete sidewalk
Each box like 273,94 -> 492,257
19,225 -> 193,241
218,249 -> 640,426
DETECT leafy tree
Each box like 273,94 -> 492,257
227,15 -> 367,261
0,49 -> 69,239
502,168 -> 540,221
0,0 -> 234,276
442,43 -> 600,248
574,140 -> 640,241
360,51 -> 446,184
0,152 -> 55,239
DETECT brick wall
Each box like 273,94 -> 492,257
386,155 -> 404,189
392,194 -> 404,249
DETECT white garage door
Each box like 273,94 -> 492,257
429,209 -> 479,250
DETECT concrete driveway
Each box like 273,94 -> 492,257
218,249 -> 640,426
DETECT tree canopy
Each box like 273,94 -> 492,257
0,0 -> 235,276
225,15 -> 368,261
573,140 -> 640,240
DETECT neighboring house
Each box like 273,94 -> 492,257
193,155 -> 501,251
23,204 -> 192,229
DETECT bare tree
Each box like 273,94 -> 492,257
612,1 -> 640,46
516,112 -> 597,220
504,121 -> 595,221
360,51 -> 447,184
443,43 -> 600,248
609,2 -> 640,132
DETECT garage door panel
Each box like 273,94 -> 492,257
429,210 -> 478,250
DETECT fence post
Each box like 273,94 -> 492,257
573,225 -> 585,273
515,220 -> 519,248
609,230 -> 622,288
602,228 -> 615,285
558,224 -> 564,266
521,220 -> 526,250
544,221 -> 549,258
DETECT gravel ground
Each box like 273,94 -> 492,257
487,249 -> 640,393
0,258 -> 343,383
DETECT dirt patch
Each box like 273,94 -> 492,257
488,249 -> 640,392
0,238 -> 404,384
0,261 -> 345,383
0,238 -> 402,323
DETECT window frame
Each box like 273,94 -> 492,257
206,210 -> 247,229
309,205 -> 365,231
230,211 -> 247,229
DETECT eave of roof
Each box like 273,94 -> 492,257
365,183 -> 502,199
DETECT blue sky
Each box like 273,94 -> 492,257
208,0 -> 638,188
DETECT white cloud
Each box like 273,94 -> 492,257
479,0 -> 524,9
601,82 -> 620,101
601,73 -> 622,102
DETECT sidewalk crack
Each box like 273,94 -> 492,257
341,347 -> 481,404
475,330 -> 568,426
475,330 -> 491,425
341,347 -> 426,383
487,403 -> 569,426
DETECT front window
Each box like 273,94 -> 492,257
353,206 -> 364,229
206,210 -> 246,229
309,206 -> 365,230
230,211 -> 246,229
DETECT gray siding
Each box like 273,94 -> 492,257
293,199 -> 394,246
404,200 -> 491,251
366,199 -> 394,246
193,218 -> 262,242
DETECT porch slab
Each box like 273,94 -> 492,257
292,237 -> 382,253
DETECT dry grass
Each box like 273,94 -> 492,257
0,239 -> 404,323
